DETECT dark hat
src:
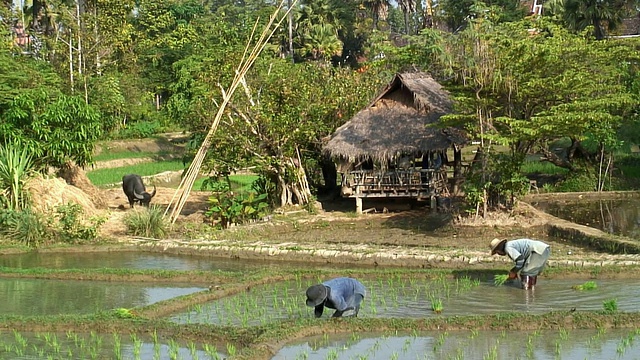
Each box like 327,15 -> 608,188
305,284 -> 327,307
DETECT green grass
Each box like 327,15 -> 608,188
93,150 -> 175,162
521,160 -> 569,176
87,160 -> 186,185
196,174 -> 259,192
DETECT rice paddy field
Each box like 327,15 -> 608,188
4,136 -> 640,359
2,249 -> 640,359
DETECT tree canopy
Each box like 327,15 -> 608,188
2,0 -> 640,205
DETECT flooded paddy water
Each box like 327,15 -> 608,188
0,251 -> 365,272
531,198 -> 640,238
0,278 -> 206,316
169,276 -> 640,326
273,328 -> 640,360
0,330 -> 227,359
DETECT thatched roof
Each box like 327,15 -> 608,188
323,72 -> 467,163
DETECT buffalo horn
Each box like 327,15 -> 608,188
133,190 -> 145,200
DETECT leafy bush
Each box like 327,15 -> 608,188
554,171 -> 598,192
0,208 -> 51,247
55,203 -> 106,243
123,206 -> 168,238
463,151 -> 529,213
115,120 -> 162,139
205,191 -> 269,229
252,175 -> 277,207
1,89 -> 102,168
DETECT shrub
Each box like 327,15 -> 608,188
55,203 -> 106,243
0,208 -> 51,247
112,120 -> 161,139
554,171 -> 598,192
205,191 -> 269,229
123,206 -> 168,238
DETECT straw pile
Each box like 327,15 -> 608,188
26,175 -> 99,217
57,161 -> 107,208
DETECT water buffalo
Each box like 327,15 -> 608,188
122,174 -> 157,208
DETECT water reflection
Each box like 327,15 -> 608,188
532,199 -> 640,238
0,251 -> 365,272
0,278 -> 206,316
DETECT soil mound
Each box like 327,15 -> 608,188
26,176 -> 99,216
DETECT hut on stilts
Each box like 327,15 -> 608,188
322,72 -> 468,213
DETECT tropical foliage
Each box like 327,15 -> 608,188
2,0 -> 640,218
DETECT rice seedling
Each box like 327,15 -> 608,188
559,328 -> 569,341
555,341 -> 561,355
203,344 -> 220,359
483,344 -> 498,360
112,333 -> 122,360
603,298 -> 618,314
226,343 -> 236,357
494,274 -> 509,286
572,281 -> 598,291
430,296 -> 443,313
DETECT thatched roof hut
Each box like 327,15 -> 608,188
323,72 -> 467,165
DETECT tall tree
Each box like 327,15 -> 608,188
441,17 -> 639,194
397,0 -> 416,34
361,0 -> 390,30
563,0 -> 639,39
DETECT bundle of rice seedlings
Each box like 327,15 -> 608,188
572,281 -> 598,291
494,274 -> 509,286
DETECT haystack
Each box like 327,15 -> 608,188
26,175 -> 99,217
57,161 -> 107,208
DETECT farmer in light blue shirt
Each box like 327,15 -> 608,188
490,238 -> 551,290
305,277 -> 366,318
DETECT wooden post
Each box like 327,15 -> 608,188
356,196 -> 363,214
430,195 -> 437,213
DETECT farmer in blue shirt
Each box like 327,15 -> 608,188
490,238 -> 551,290
305,277 -> 366,318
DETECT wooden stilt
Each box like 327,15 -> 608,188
356,197 -> 363,214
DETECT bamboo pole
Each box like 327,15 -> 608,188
165,0 -> 298,225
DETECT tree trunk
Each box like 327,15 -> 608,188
539,147 -> 575,171
452,145 -> 463,195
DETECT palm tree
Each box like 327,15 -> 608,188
563,0 -> 639,40
361,0 -> 390,30
301,23 -> 343,61
397,0 -> 416,34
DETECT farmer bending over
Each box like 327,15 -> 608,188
305,277 -> 366,318
490,238 -> 550,290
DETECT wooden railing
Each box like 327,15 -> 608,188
342,169 -> 448,198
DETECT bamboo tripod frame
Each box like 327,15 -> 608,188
165,0 -> 298,225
